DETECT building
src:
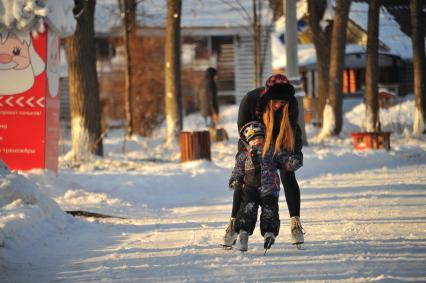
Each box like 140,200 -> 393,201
93,0 -> 274,121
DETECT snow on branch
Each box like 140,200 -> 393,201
0,0 -> 76,37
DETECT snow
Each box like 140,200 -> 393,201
0,0 -> 76,37
349,2 -> 412,59
344,96 -> 417,135
0,161 -> 69,250
1,98 -> 426,282
313,103 -> 335,141
44,0 -> 76,37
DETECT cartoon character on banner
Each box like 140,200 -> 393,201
0,29 -> 45,95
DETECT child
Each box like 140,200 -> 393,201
225,121 -> 289,252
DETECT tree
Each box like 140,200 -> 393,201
165,0 -> 183,145
65,0 -> 103,160
321,0 -> 351,137
364,0 -> 380,132
119,0 -> 136,139
307,0 -> 332,122
253,0 -> 262,87
410,0 -> 426,135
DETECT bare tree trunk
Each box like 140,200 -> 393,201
365,0 -> 380,132
411,0 -> 426,135
253,0 -> 262,87
307,0 -> 332,122
165,0 -> 182,145
119,0 -> 135,138
65,0 -> 103,160
325,0 -> 351,136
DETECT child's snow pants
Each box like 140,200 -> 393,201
234,186 -> 280,237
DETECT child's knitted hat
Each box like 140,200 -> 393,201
240,121 -> 265,143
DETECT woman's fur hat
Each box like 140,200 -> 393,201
257,74 -> 295,118
260,74 -> 295,102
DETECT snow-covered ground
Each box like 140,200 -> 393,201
1,98 -> 426,282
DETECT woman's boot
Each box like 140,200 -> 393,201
290,216 -> 305,248
221,217 -> 237,248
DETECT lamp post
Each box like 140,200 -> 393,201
284,0 -> 308,145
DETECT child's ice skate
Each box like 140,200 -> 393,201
263,232 -> 275,255
291,216 -> 305,250
221,218 -> 238,249
234,230 -> 249,251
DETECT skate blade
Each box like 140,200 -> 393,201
294,243 -> 305,250
221,245 -> 233,250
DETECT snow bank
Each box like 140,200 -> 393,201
0,161 -> 68,249
344,96 -> 415,135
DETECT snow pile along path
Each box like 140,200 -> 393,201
0,161 -> 69,251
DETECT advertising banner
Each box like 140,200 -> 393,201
0,27 -> 60,173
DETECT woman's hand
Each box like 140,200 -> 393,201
285,154 -> 303,171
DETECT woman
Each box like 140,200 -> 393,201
222,74 -> 304,249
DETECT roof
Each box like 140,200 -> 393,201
349,1 -> 412,59
273,0 -> 417,69
0,0 -> 76,37
95,0 -> 273,35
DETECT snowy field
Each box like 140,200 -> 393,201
1,97 -> 426,282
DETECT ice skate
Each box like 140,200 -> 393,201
263,232 -> 275,255
234,230 -> 249,252
221,218 -> 238,249
291,216 -> 305,249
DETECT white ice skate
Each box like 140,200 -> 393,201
291,216 -> 305,250
234,230 -> 249,251
221,218 -> 238,248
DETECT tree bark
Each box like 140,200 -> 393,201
364,0 -> 380,132
410,0 -> 426,135
165,0 -> 182,145
326,0 -> 351,136
65,0 -> 103,160
307,0 -> 332,122
119,0 -> 135,138
253,0 -> 262,87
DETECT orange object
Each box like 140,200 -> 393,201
179,131 -> 211,162
351,132 -> 391,151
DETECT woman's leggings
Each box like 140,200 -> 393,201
230,169 -> 300,218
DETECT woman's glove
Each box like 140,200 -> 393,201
285,154 -> 303,171
273,150 -> 289,168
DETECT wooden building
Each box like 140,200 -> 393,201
92,0 -> 274,123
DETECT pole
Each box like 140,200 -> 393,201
284,0 -> 308,145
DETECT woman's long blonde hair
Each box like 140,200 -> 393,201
262,100 -> 295,157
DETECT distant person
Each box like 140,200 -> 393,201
199,67 -> 219,128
